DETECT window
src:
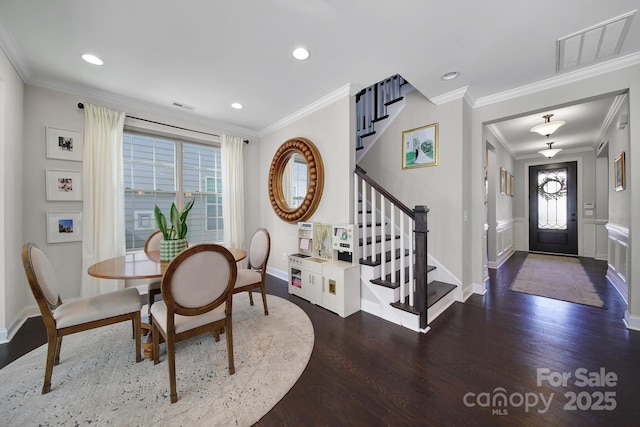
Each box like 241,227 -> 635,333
123,132 -> 223,250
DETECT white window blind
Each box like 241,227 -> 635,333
123,131 -> 223,250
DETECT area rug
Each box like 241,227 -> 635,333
510,253 -> 605,308
0,293 -> 314,426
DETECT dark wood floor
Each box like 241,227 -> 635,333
3,252 -> 639,425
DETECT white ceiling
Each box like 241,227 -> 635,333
0,1 -> 638,154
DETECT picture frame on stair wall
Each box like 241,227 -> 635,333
614,151 -> 625,191
402,123 -> 438,169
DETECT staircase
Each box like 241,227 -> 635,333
354,166 -> 459,333
356,74 -> 412,162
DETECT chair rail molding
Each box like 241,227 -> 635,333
605,222 -> 630,305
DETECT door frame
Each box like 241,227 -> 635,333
523,156 -> 583,255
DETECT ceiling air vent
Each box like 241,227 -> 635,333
557,10 -> 636,72
171,101 -> 194,110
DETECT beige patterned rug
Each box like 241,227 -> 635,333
0,293 -> 314,426
510,253 -> 605,308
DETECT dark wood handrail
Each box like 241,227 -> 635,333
355,165 -> 414,219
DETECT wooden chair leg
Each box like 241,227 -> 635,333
260,283 -> 269,316
211,329 -> 220,342
226,319 -> 235,375
54,336 -> 63,365
152,322 -> 160,365
248,290 -> 254,306
167,335 -> 178,403
43,334 -> 58,394
134,312 -> 142,363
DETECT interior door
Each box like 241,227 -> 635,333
529,161 -> 578,254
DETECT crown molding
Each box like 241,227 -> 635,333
474,51 -> 640,108
27,77 -> 260,138
592,93 -> 627,148
486,124 -> 516,158
430,86 -> 469,105
0,15 -> 31,81
260,83 -> 355,136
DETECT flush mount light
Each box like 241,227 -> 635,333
441,71 -> 460,81
81,53 -> 103,65
530,114 -> 565,137
292,47 -> 310,61
231,103 -> 244,110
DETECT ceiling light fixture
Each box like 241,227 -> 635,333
231,103 -> 244,110
81,53 -> 103,65
530,113 -> 565,137
441,71 -> 460,81
292,47 -> 310,61
538,141 -> 562,158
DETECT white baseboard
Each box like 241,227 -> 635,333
0,305 -> 40,343
624,311 -> 640,331
268,266 -> 287,283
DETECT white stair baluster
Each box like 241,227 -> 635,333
409,216 -> 415,307
390,205 -> 396,285
361,180 -> 368,261
380,195 -> 386,280
400,213 -> 405,304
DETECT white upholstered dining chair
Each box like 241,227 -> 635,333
151,243 -> 237,403
144,230 -> 164,313
233,228 -> 271,315
21,242 -> 142,394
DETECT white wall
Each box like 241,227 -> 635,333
21,84 -> 256,303
484,129 -> 515,268
0,46 -> 24,340
257,95 -> 354,277
358,90 -> 465,283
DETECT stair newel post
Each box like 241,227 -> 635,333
414,205 -> 430,329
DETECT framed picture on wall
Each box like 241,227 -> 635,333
46,126 -> 83,161
47,211 -> 82,243
510,173 -> 515,197
46,169 -> 82,201
500,167 -> 506,194
402,123 -> 438,169
614,151 -> 625,191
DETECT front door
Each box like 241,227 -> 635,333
528,161 -> 578,254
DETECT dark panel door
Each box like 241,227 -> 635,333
529,161 -> 578,254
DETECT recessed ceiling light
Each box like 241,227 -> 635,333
81,53 -> 103,65
441,71 -> 459,81
231,103 -> 244,110
292,47 -> 310,61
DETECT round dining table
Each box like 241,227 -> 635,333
87,246 -> 247,360
87,247 -> 247,280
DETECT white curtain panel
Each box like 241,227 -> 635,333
81,104 -> 126,296
221,135 -> 246,261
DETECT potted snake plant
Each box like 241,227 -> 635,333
154,198 -> 195,261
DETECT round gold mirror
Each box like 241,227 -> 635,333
268,137 -> 324,223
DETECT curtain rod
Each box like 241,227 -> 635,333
77,103 -> 249,144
